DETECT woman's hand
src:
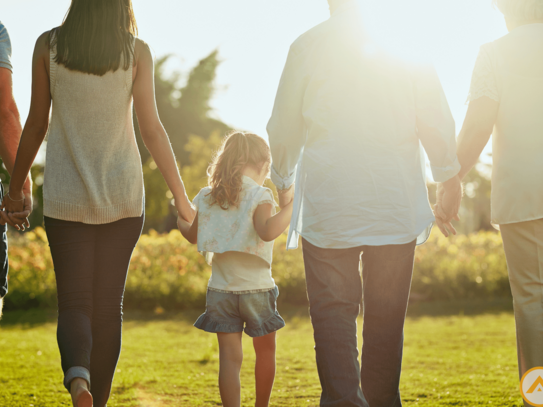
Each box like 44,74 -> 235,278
1,189 -> 32,230
175,195 -> 196,223
433,204 -> 459,237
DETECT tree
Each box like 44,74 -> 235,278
135,50 -> 230,231
134,50 -> 230,166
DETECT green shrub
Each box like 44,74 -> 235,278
412,230 -> 510,300
2,228 -> 510,311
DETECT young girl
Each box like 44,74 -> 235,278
178,131 -> 293,407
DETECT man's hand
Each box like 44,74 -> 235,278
277,184 -> 294,209
434,175 -> 463,237
7,189 -> 32,230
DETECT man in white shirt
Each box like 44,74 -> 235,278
267,0 -> 462,405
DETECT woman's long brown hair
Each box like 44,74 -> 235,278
207,132 -> 271,210
49,0 -> 138,76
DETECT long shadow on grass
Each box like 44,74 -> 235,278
0,308 -> 58,328
0,298 -> 514,328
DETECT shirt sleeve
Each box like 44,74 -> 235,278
467,43 -> 499,103
413,64 -> 461,183
267,43 -> 308,190
192,189 -> 204,211
258,188 -> 276,207
0,23 -> 13,72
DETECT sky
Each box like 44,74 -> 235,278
2,0 -> 506,160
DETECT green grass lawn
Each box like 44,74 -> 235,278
0,299 -> 525,406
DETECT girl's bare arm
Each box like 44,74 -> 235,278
253,201 -> 293,242
178,212 -> 198,244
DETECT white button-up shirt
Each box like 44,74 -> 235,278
267,0 -> 460,250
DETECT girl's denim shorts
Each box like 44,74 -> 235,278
194,285 -> 285,337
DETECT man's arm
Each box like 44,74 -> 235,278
413,64 -> 462,235
267,43 -> 307,201
0,69 -> 22,175
0,65 -> 32,228
3,32 -> 51,226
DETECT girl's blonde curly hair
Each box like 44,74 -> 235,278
207,131 -> 271,210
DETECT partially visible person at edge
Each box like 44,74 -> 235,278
0,21 -> 33,319
267,0 -> 462,405
438,1 -> 543,405
1,1 -> 195,407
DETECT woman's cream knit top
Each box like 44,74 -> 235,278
44,36 -> 144,224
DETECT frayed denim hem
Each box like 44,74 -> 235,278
194,313 -> 244,334
245,312 -> 285,337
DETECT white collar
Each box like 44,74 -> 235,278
242,175 -> 260,186
331,0 -> 357,15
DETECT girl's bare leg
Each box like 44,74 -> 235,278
217,332 -> 243,407
253,332 -> 276,407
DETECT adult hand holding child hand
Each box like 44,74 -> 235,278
175,193 -> 196,223
277,184 -> 294,209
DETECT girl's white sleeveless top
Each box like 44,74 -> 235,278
44,35 -> 144,224
468,24 -> 543,225
193,176 -> 277,293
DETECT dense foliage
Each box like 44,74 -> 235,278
3,228 -> 510,311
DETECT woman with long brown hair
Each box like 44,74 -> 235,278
1,1 -> 195,406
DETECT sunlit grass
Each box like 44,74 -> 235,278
0,300 -> 524,406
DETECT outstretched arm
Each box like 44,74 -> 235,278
456,96 -> 498,181
0,70 -> 32,196
457,44 -> 499,182
253,201 -> 293,243
133,39 -> 194,222
3,32 -> 51,229
413,64 -> 462,235
267,43 -> 307,193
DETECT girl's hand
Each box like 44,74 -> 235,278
277,184 -> 294,209
178,212 -> 198,244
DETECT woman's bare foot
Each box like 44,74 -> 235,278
70,378 -> 93,407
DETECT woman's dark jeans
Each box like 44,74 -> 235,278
44,214 -> 144,406
302,238 -> 417,407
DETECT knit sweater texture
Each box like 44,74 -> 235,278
44,36 -> 144,224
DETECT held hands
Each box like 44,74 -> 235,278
277,184 -> 294,209
175,193 -> 196,223
0,185 -> 33,231
433,175 -> 463,237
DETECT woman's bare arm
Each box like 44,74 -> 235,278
133,39 -> 195,222
253,201 -> 293,242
